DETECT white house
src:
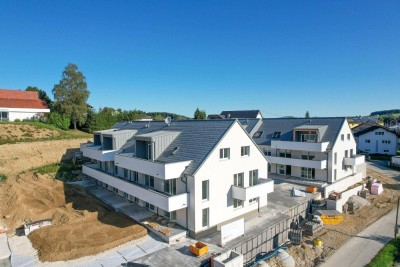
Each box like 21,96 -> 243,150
0,89 -> 50,121
81,119 -> 274,238
353,124 -> 399,155
241,117 -> 366,196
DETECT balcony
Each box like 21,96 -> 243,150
82,164 -> 188,212
231,179 -> 274,201
344,155 -> 365,167
266,156 -> 327,169
271,140 -> 329,152
80,143 -> 119,161
115,153 -> 192,180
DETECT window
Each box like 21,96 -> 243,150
134,197 -> 139,203
268,163 -> 271,173
384,150 -> 389,153
249,198 -> 258,204
334,152 -> 337,165
264,149 -> 272,156
301,133 -> 317,142
131,171 -> 139,182
0,111 -> 9,121
278,165 -> 285,175
241,146 -> 250,156
114,166 -> 118,175
145,202 -> 155,211
350,149 -> 354,157
345,150 -> 348,158
253,131 -> 263,138
347,134 -> 351,140
124,168 -> 128,179
334,169 -> 337,181
113,187 -> 119,193
234,173 -> 244,187
233,199 -> 244,208
220,148 -> 230,159
279,150 -> 291,158
124,192 -> 129,198
341,134 -> 344,141
145,175 -> 154,188
202,208 -> 209,227
164,179 -> 176,195
301,153 -> 315,160
249,170 -> 258,186
301,167 -> 315,179
202,180 -> 209,201
375,131 -> 384,135
382,140 -> 391,144
365,139 -> 371,143
164,210 -> 176,220
272,132 -> 281,138
147,143 -> 152,160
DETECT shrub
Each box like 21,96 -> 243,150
49,112 -> 70,130
0,173 -> 7,182
14,119 -> 21,122
368,238 -> 400,267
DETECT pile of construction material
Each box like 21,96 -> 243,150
347,195 -> 371,213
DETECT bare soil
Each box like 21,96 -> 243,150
267,167 -> 400,266
0,123 -> 60,141
0,139 -> 147,262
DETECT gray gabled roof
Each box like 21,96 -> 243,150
249,117 -> 346,149
353,124 -> 400,137
111,119 -> 236,175
221,110 -> 261,119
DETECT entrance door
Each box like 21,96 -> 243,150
273,234 -> 279,249
286,165 -> 291,176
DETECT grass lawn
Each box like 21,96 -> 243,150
368,238 -> 400,267
31,161 -> 82,181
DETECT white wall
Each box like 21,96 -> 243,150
330,121 -> 357,182
191,122 -> 270,234
1,108 -> 50,121
356,128 -> 398,155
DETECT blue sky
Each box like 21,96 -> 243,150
0,1 -> 399,118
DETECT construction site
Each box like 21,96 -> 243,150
0,124 -> 399,266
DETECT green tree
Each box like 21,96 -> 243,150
26,86 -> 53,110
153,114 -> 164,121
305,111 -> 310,119
194,107 -> 206,120
52,63 -> 90,129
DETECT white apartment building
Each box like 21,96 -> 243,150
353,124 -> 399,155
81,119 -> 273,238
241,117 -> 366,194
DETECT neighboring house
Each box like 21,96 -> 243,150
353,124 -> 399,155
208,110 -> 262,120
246,117 -> 366,193
81,119 -> 273,238
347,117 -> 382,129
0,89 -> 50,121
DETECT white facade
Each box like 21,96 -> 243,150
0,107 -> 50,122
355,127 -> 398,155
260,120 -> 365,192
81,121 -> 273,237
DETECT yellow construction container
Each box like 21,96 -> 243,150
189,241 -> 208,257
314,210 -> 343,224
313,239 -> 323,247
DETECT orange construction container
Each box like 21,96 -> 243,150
189,241 -> 208,257
306,186 -> 318,193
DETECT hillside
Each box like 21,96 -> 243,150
0,122 -> 91,145
370,109 -> 400,116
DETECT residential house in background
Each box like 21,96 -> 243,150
244,117 -> 366,196
81,119 -> 274,238
0,89 -> 50,121
353,124 -> 400,155
207,110 -> 262,120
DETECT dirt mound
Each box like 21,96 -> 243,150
0,139 -> 148,262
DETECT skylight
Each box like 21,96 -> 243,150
253,131 -> 263,138
272,132 -> 281,138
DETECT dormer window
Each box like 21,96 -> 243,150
253,131 -> 263,138
272,132 -> 281,138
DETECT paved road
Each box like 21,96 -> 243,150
321,208 -> 396,267
321,161 -> 400,267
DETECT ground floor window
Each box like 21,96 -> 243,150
301,167 -> 315,179
278,165 -> 285,175
123,192 -> 129,199
233,198 -> 244,208
249,198 -> 258,204
163,210 -> 177,220
146,202 -> 155,211
0,111 -> 8,121
202,208 -> 209,227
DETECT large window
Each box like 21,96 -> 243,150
301,133 -> 317,142
145,175 -> 154,188
301,167 -> 315,179
241,146 -> 250,156
164,179 -> 176,195
130,171 -> 139,182
334,152 -> 337,165
0,112 -> 8,121
249,170 -> 258,186
234,173 -> 244,187
219,148 -> 230,159
202,208 -> 209,227
202,180 -> 209,201
146,202 -> 155,211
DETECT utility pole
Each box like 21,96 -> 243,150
395,197 -> 399,239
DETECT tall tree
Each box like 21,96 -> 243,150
194,107 -> 206,120
26,86 -> 53,110
52,63 -> 90,129
305,111 -> 310,119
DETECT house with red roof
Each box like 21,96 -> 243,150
0,89 -> 50,122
